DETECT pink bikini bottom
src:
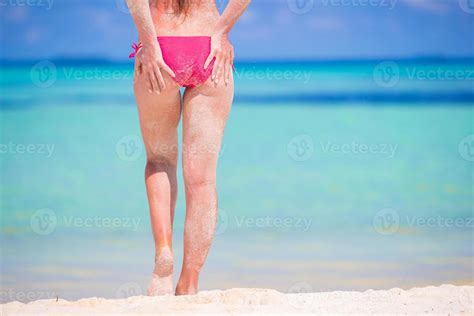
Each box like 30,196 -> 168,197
129,36 -> 215,88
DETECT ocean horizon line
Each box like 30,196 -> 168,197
1,56 -> 474,67
2,91 -> 473,108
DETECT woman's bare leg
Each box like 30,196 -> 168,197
175,75 -> 234,295
134,63 -> 181,295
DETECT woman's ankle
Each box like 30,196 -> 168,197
175,282 -> 198,295
148,246 -> 174,296
175,270 -> 199,295
154,246 -> 173,277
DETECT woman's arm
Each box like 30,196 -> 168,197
126,0 -> 175,93
204,0 -> 252,86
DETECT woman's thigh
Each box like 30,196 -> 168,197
134,63 -> 182,163
181,75 -> 234,182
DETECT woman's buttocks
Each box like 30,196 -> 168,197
150,0 -> 220,36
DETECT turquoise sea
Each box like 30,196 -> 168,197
0,60 -> 473,303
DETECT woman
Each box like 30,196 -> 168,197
126,0 -> 251,296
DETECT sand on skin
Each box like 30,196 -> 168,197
1,284 -> 473,315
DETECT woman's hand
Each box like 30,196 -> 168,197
204,32 -> 234,86
135,42 -> 175,94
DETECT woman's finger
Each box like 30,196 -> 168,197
147,69 -> 159,93
134,58 -> 142,76
154,64 -> 166,91
160,62 -> 175,78
213,53 -> 224,84
133,59 -> 142,85
224,56 -> 230,85
146,72 -> 152,94
204,50 -> 216,70
230,47 -> 235,70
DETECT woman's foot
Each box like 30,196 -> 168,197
175,283 -> 198,296
175,270 -> 199,295
147,247 -> 174,296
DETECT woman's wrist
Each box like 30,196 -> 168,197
212,22 -> 230,36
139,30 -> 158,45
140,37 -> 157,46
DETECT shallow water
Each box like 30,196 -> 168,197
0,61 -> 473,302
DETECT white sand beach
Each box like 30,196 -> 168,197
2,284 -> 472,315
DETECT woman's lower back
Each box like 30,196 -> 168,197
150,0 -> 220,36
